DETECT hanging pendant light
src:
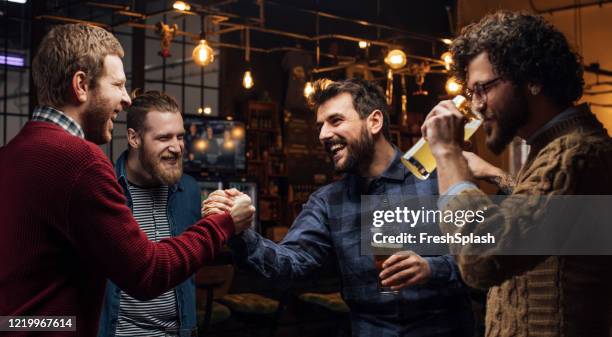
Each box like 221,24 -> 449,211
445,77 -> 462,95
303,81 -> 314,98
242,28 -> 254,89
193,39 -> 214,67
384,49 -> 407,70
193,16 -> 214,67
441,51 -> 453,71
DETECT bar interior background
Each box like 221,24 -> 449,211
1,1 -> 611,336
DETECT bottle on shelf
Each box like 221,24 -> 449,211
401,95 -> 483,180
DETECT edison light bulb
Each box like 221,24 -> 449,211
192,40 -> 214,67
173,1 -> 191,11
441,51 -> 453,71
243,70 -> 254,89
303,81 -> 314,98
384,49 -> 407,70
445,77 -> 462,95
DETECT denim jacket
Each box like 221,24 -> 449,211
98,151 -> 200,337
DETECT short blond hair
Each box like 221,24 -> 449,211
32,23 -> 124,107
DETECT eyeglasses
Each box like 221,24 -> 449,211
464,77 -> 502,106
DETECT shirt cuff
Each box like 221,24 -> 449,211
424,256 -> 452,284
437,181 -> 479,210
228,229 -> 259,259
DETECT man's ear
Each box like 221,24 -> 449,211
127,128 -> 140,149
367,109 -> 384,136
72,71 -> 89,104
527,82 -> 542,96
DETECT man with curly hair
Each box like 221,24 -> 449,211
422,10 -> 612,337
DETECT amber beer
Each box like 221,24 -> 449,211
371,241 -> 403,294
401,96 -> 483,180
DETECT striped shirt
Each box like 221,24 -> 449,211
31,106 -> 85,139
115,183 -> 179,337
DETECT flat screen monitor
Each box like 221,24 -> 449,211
183,118 -> 246,172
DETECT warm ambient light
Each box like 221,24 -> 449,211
441,38 -> 453,45
172,1 -> 191,11
445,77 -> 462,95
223,139 -> 235,150
384,49 -> 407,70
243,70 -> 254,89
194,139 -> 208,152
231,126 -> 245,139
303,81 -> 314,98
192,40 -> 214,67
203,107 -> 212,115
358,41 -> 370,49
441,51 -> 453,71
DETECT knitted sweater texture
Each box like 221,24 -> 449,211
441,110 -> 612,337
0,122 -> 234,336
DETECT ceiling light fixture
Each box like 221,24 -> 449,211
384,49 -> 407,70
242,28 -> 254,89
193,16 -> 214,67
172,1 -> 191,11
303,81 -> 314,98
441,51 -> 453,71
445,77 -> 462,95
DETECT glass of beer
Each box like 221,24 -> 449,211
371,240 -> 404,294
401,96 -> 483,180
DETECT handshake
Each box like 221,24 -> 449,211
201,189 -> 256,234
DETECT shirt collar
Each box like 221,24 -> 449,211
346,147 -> 407,195
526,103 -> 589,145
31,106 -> 85,139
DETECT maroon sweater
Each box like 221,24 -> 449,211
0,122 -> 234,336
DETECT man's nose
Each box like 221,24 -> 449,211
121,87 -> 131,108
168,138 -> 183,153
319,124 -> 332,143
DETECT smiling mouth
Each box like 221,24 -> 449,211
330,144 -> 346,155
161,156 -> 179,165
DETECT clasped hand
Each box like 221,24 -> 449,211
202,188 -> 256,234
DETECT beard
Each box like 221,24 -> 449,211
138,142 -> 183,186
485,89 -> 529,155
326,124 -> 374,174
82,89 -> 114,145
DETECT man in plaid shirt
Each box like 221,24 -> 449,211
205,79 -> 473,337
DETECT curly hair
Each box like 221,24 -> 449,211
450,10 -> 584,107
308,78 -> 391,141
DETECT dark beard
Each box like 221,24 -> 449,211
139,143 -> 183,186
332,124 -> 375,174
486,90 -> 529,155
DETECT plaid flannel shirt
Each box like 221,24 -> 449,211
229,150 -> 473,337
31,106 -> 85,139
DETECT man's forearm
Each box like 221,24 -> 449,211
435,149 -> 474,194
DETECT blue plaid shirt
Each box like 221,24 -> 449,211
31,106 -> 85,139
229,150 -> 473,337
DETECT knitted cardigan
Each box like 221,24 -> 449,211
440,108 -> 612,337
